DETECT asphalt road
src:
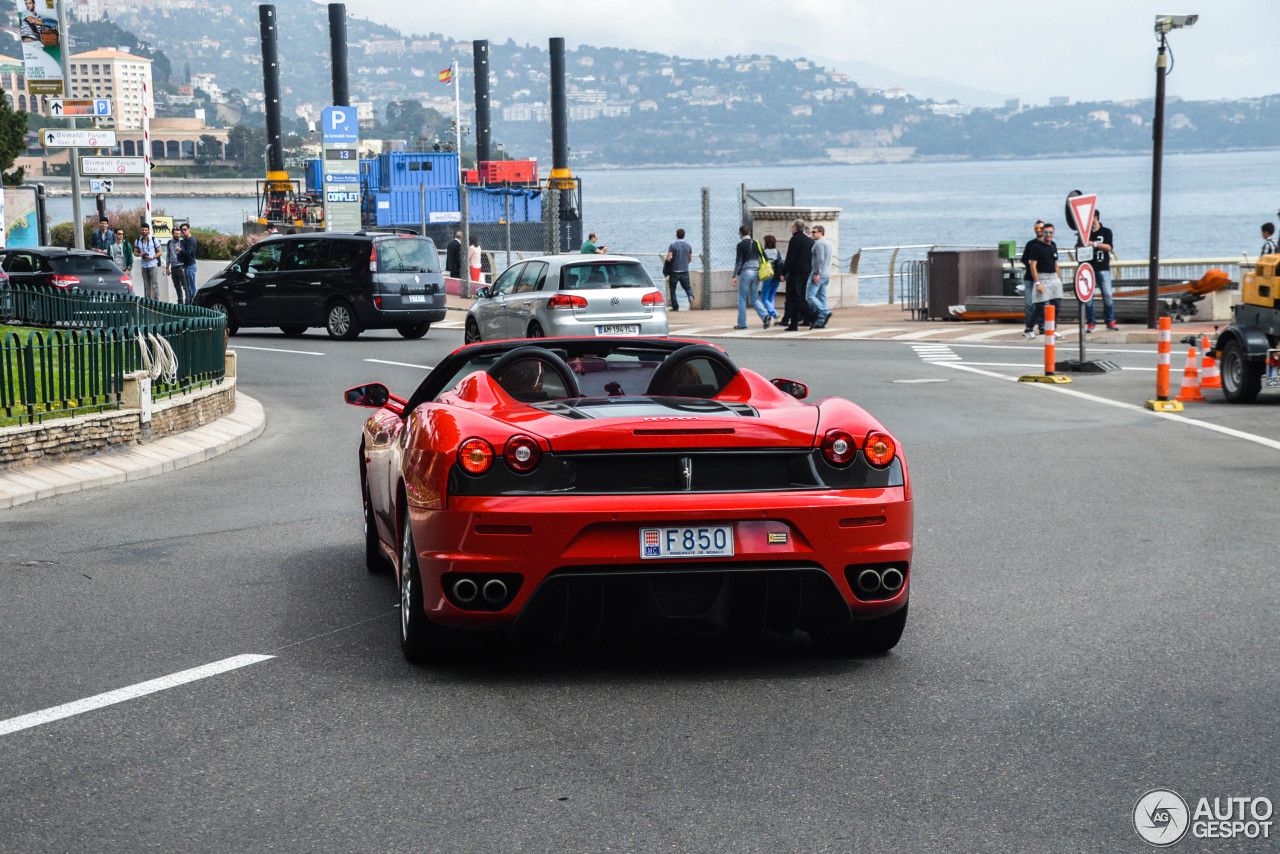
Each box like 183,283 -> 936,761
2,327 -> 1278,853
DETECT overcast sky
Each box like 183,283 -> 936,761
353,0 -> 1268,105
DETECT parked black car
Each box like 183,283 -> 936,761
0,247 -> 132,295
194,231 -> 447,340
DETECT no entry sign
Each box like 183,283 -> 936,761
1075,262 -> 1097,303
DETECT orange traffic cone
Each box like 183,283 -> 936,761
1175,345 -> 1206,402
1199,334 -> 1221,390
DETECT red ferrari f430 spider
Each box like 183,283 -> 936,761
346,337 -> 912,661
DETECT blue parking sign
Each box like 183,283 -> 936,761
321,106 -> 359,144
95,99 -> 111,116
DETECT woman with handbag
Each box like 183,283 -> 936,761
731,226 -> 770,330
759,234 -> 783,322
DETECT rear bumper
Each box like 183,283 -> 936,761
408,488 -> 911,634
356,300 -> 447,328
542,311 -> 669,337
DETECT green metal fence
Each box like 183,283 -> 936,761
1,284 -> 227,425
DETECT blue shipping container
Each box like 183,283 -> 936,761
303,159 -> 322,195
378,152 -> 459,191
465,188 -> 541,223
383,187 -> 460,226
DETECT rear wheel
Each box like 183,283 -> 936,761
208,299 -> 238,335
464,316 -> 481,344
1221,339 -> 1262,404
280,325 -> 307,336
397,322 -> 430,339
526,321 -> 544,339
326,301 -> 360,341
399,507 -> 454,663
812,604 -> 908,656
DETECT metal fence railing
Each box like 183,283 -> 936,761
1,284 -> 227,425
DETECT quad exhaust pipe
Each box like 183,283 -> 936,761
482,579 -> 507,603
451,576 -> 509,606
880,567 -> 904,593
453,578 -> 479,603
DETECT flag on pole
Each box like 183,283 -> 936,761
438,68 -> 452,84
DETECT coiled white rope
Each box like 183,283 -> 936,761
136,330 -> 179,385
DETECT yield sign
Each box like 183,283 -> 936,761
1068,193 -> 1098,238
1075,262 -> 1097,303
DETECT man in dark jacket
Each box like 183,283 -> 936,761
445,230 -> 463,279
779,220 -> 813,331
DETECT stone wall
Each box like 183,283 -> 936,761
0,376 -> 236,469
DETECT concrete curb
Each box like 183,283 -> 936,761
0,393 -> 266,510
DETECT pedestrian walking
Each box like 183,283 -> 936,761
1261,222 -> 1277,256
759,234 -> 783,321
664,228 -> 695,310
176,223 -> 198,303
89,218 -> 112,254
779,219 -> 813,331
580,232 -> 608,254
108,226 -> 133,275
165,233 -> 186,304
1025,222 -> 1063,339
134,222 -> 164,301
1085,211 -> 1118,332
446,230 -> 463,279
731,225 -> 768,330
1021,220 -> 1045,338
468,234 -> 483,283
807,225 -> 833,328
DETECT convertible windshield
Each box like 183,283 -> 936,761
559,262 -> 653,290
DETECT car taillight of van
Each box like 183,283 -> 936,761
368,242 -> 378,272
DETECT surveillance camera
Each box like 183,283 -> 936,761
1154,13 -> 1198,33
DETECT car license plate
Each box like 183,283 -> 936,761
407,295 -> 426,303
596,324 -> 640,336
640,526 -> 734,559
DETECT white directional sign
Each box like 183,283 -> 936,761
89,179 -> 114,193
41,128 -> 118,149
47,98 -> 113,118
1075,261 -> 1097,303
78,157 -> 146,177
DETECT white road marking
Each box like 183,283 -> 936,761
951,328 -> 1028,341
365,359 -> 434,370
0,655 -> 274,737
962,361 -> 1157,372
671,326 -> 731,335
229,345 -> 325,356
912,343 -> 961,362
434,321 -> 464,329
939,362 -> 1280,452
830,328 -> 906,339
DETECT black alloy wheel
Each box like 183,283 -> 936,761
399,507 -> 452,662
208,299 -> 237,335
1220,339 -> 1262,404
397,322 -> 431,339
526,321 -> 544,339
363,472 -> 391,574
464,316 -> 481,344
326,301 -> 360,341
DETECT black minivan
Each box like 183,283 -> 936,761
195,231 -> 447,340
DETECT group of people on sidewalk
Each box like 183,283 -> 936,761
1020,212 -> 1116,339
444,231 -> 485,282
663,219 -> 834,331
90,217 -> 199,305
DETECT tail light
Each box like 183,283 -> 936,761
821,429 -> 856,466
503,435 -> 541,472
121,275 -> 133,292
47,275 -> 79,288
373,296 -> 382,309
458,438 -> 494,474
642,291 -> 665,306
368,242 -> 378,272
547,293 -> 587,310
863,431 -> 897,467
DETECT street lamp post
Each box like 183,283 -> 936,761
1147,14 -> 1198,328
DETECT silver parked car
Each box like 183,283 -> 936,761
464,254 -> 668,342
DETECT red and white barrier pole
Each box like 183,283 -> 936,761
1043,304 -> 1057,375
1145,316 -> 1183,411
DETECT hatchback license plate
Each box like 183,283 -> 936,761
597,324 -> 640,336
640,526 -> 734,559
406,295 -> 426,303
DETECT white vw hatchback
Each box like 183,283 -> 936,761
464,255 -> 669,342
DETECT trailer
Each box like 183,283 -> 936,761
1214,254 -> 1280,403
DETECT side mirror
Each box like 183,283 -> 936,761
474,286 -> 491,299
770,378 -> 808,400
345,383 -> 390,408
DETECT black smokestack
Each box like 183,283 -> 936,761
328,3 -> 349,107
473,40 -> 491,164
259,4 -> 285,174
549,37 -> 568,175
